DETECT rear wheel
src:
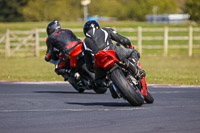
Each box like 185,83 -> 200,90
93,87 -> 107,94
110,69 -> 144,106
68,78 -> 85,93
80,64 -> 107,94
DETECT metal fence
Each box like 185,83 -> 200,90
0,26 -> 200,57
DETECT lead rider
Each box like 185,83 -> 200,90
82,20 -> 146,87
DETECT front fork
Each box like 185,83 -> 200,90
117,60 -> 148,97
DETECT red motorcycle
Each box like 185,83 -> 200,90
56,43 -> 107,94
95,50 -> 154,106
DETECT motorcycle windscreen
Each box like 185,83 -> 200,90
94,50 -> 119,70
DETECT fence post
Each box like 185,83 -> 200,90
164,26 -> 168,56
189,26 -> 193,57
35,29 -> 39,57
5,29 -> 10,57
138,26 -> 142,54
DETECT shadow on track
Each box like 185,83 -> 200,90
67,102 -> 130,107
34,91 -> 96,94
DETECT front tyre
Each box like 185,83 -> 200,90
144,91 -> 154,103
110,69 -> 144,106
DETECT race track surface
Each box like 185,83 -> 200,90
0,82 -> 200,133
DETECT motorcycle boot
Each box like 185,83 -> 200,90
126,59 -> 146,79
55,68 -> 66,75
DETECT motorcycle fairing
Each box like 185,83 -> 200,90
94,50 -> 119,70
68,44 -> 82,68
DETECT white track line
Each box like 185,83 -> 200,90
148,84 -> 200,88
0,107 -> 147,113
0,81 -> 69,85
1,105 -> 200,113
0,81 -> 200,88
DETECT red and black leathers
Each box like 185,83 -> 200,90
45,29 -> 82,62
82,27 -> 140,81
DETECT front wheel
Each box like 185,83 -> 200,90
110,69 -> 144,106
144,91 -> 154,103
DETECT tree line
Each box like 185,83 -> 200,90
0,0 -> 199,22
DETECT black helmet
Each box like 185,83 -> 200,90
46,20 -> 61,35
83,20 -> 100,36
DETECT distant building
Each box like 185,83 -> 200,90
146,14 -> 190,24
87,16 -> 117,21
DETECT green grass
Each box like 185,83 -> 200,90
139,55 -> 200,85
0,57 -> 63,81
0,55 -> 199,85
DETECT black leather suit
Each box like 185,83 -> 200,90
45,29 -> 82,61
82,27 -> 140,80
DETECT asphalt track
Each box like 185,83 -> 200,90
0,81 -> 200,133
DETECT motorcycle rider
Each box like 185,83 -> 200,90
45,20 -> 82,80
82,20 -> 146,87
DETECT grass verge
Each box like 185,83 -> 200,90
0,55 -> 199,85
